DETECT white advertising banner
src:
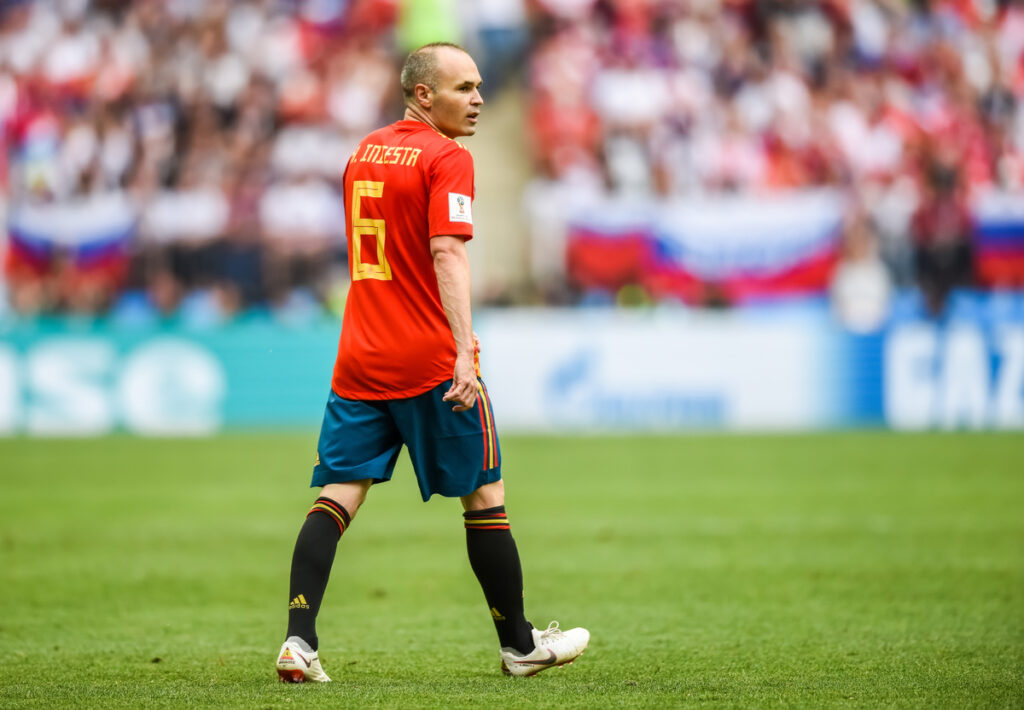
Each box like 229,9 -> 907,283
474,310 -> 831,432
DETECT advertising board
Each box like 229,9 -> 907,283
1,308 -> 1021,435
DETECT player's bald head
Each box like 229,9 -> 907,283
400,42 -> 470,101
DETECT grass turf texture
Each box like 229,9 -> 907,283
0,433 -> 1021,709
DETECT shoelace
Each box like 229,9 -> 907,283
538,620 -> 564,641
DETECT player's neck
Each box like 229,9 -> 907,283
403,106 -> 454,140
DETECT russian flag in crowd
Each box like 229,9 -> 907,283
565,197 -> 656,296
6,192 -> 136,276
973,191 -> 1024,288
566,190 -> 844,305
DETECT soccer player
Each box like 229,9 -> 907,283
274,42 -> 589,683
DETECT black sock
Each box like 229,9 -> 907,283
464,505 -> 534,654
286,497 -> 352,651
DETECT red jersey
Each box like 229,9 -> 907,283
332,120 -> 475,399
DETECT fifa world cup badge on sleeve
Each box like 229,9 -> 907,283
449,193 -> 472,224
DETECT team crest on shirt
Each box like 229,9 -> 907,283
449,193 -> 472,224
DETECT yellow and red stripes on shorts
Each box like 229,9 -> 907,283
477,380 -> 499,471
307,497 -> 351,536
464,508 -> 510,531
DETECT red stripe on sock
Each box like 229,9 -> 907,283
309,510 -> 345,536
315,497 -> 351,526
307,503 -> 348,536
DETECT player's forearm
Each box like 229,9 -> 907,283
432,239 -> 474,357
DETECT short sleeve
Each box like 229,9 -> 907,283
427,143 -> 475,240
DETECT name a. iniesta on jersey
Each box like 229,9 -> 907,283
356,143 -> 423,167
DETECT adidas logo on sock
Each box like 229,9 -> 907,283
289,594 -> 310,610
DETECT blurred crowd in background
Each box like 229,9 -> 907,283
522,0 -> 1024,327
1,0 -> 1023,328
1,0 -> 403,324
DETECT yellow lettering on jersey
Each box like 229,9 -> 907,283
350,180 -> 392,281
357,144 -> 420,167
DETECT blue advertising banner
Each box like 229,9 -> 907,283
0,317 -> 339,435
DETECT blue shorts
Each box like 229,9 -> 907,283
312,379 -> 502,501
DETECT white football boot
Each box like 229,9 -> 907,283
499,621 -> 590,677
276,636 -> 331,683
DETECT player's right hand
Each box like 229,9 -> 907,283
443,354 -> 478,412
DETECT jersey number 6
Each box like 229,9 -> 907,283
351,180 -> 392,281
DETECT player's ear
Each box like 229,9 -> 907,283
414,83 -> 432,109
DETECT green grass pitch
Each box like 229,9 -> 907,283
1,433 -> 1022,709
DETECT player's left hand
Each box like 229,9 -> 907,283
443,353 -> 478,412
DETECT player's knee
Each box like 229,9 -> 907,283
320,480 -> 372,517
461,479 -> 504,511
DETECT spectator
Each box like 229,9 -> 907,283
910,138 -> 975,317
831,207 -> 893,333
462,0 -> 528,92
259,172 -> 344,307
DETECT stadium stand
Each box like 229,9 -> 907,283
523,0 -> 1024,324
1,0 -> 1023,330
